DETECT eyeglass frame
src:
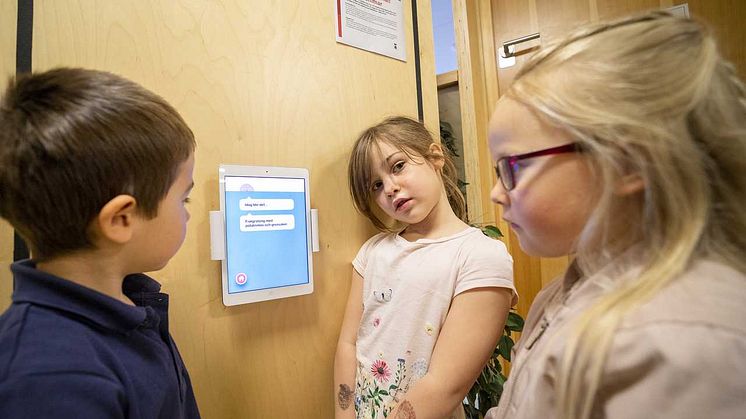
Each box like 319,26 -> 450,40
494,142 -> 583,191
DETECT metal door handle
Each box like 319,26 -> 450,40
501,32 -> 540,58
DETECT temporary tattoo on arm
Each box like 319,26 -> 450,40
393,400 -> 416,419
337,384 -> 353,410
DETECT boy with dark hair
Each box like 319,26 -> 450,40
0,68 -> 201,418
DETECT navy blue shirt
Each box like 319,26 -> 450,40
0,260 -> 200,419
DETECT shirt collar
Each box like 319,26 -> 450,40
562,246 -> 646,305
10,259 -> 166,334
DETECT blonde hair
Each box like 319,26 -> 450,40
507,12 -> 746,419
348,116 -> 466,231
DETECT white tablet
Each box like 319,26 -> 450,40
217,165 -> 313,306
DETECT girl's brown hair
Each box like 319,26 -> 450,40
348,116 -> 466,231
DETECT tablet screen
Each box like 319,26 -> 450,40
223,175 -> 310,294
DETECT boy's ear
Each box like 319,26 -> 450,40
95,195 -> 139,244
614,173 -> 645,196
428,142 -> 445,170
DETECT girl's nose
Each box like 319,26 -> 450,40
384,178 -> 400,196
490,181 -> 509,206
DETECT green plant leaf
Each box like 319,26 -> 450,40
439,121 -> 460,158
505,311 -> 524,331
496,374 -> 506,386
498,334 -> 514,360
482,225 -> 503,239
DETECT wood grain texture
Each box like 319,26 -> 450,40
0,0 -> 17,312
471,0 -> 503,233
681,0 -> 746,80
452,0 -> 486,225
437,70 -> 458,88
596,0 -> 661,20
417,1 -> 441,133
29,1 -> 435,417
453,0 -> 504,228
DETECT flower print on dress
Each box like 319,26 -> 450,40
356,357 -> 419,418
411,358 -> 428,379
425,322 -> 435,336
373,317 -> 381,327
371,359 -> 392,382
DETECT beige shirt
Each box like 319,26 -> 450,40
353,227 -> 516,419
486,258 -> 746,419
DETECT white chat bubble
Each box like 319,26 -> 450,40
239,214 -> 295,232
239,198 -> 294,211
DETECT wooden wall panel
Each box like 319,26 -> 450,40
681,0 -> 746,79
453,0 -> 508,229
596,0 -> 662,20
0,0 -> 18,312
492,0 -> 536,105
29,1 -> 437,417
418,2 -> 441,134
535,0 -> 591,42
453,0 -> 488,226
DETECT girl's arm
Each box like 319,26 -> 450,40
334,269 -> 364,419
390,287 -> 513,419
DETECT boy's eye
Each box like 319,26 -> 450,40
392,161 -> 405,173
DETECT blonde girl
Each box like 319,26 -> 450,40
335,117 -> 516,419
485,11 -> 746,419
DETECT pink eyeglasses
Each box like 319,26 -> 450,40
494,143 -> 583,191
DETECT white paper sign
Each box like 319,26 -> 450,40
335,0 -> 407,61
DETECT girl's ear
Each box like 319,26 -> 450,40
428,142 -> 446,171
614,173 -> 645,196
93,195 -> 139,245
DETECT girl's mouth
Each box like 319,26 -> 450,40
394,198 -> 411,211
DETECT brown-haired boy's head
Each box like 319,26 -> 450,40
0,68 -> 195,261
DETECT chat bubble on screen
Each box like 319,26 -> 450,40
239,198 -> 294,211
239,214 -> 295,232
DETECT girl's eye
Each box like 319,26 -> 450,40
511,160 -> 529,173
371,181 -> 383,192
392,161 -> 405,173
